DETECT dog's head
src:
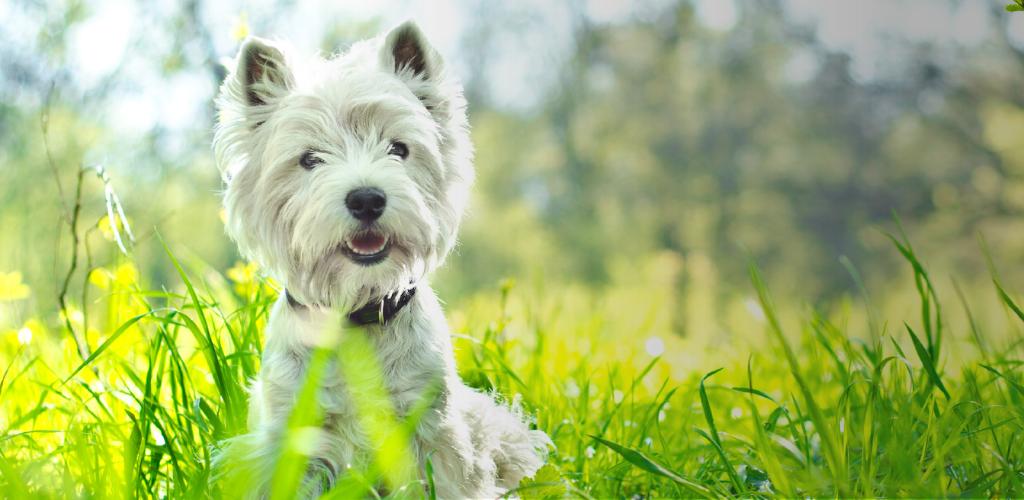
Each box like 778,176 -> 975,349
214,22 -> 472,309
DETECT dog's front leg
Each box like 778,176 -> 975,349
252,343 -> 362,498
413,400 -> 502,499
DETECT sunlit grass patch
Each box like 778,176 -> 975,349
2,231 -> 1024,498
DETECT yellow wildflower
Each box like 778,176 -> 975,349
88,263 -> 137,290
0,271 -> 30,301
114,263 -> 138,286
232,12 -> 250,41
88,268 -> 110,290
98,214 -> 130,242
227,261 -> 260,297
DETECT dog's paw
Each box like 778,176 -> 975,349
493,428 -> 553,489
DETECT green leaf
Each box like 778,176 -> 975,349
0,452 -> 30,498
424,452 -> 438,500
590,435 -> 713,498
62,310 -> 158,384
698,368 -> 725,444
730,386 -> 775,403
994,280 -> 1024,324
748,261 -> 847,489
698,369 -> 745,493
506,464 -> 569,499
905,323 -> 950,400
980,364 -> 1024,397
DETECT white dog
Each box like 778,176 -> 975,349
211,21 -> 550,498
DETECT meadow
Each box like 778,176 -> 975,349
3,1 -> 1024,498
2,220 -> 1023,499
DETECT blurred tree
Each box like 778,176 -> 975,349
454,0 -> 1024,300
1,0 -> 1022,328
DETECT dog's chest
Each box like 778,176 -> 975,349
264,294 -> 451,422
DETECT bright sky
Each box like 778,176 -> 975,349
5,0 -> 1022,147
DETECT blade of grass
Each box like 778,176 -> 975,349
979,233 -> 1024,325
268,346 -> 331,500
61,310 -> 158,384
953,279 -> 988,359
697,368 -> 744,493
886,215 -> 943,360
590,435 -> 714,498
740,360 -> 793,496
749,261 -> 846,492
904,323 -> 950,400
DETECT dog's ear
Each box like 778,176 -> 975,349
215,37 -> 294,181
378,20 -> 463,125
225,37 -> 294,115
380,21 -> 442,85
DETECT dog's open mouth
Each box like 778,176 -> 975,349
342,230 -> 391,265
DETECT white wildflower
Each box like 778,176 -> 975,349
17,327 -> 31,345
644,336 -> 665,357
565,380 -> 580,398
744,298 -> 765,321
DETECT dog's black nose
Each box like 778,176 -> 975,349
345,187 -> 387,222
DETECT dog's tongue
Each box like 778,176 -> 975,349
349,232 -> 387,254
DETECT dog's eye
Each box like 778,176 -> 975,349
387,141 -> 409,160
299,151 -> 323,170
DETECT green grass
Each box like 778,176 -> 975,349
2,231 -> 1024,498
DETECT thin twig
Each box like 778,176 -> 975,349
41,83 -> 92,362
57,166 -> 92,363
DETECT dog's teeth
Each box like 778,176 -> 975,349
346,235 -> 388,255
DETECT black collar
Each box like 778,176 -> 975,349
284,287 -> 417,326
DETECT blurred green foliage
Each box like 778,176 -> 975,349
0,0 -> 1022,347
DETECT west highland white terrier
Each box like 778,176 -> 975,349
211,21 -> 550,498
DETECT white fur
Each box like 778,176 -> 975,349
211,21 -> 550,498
